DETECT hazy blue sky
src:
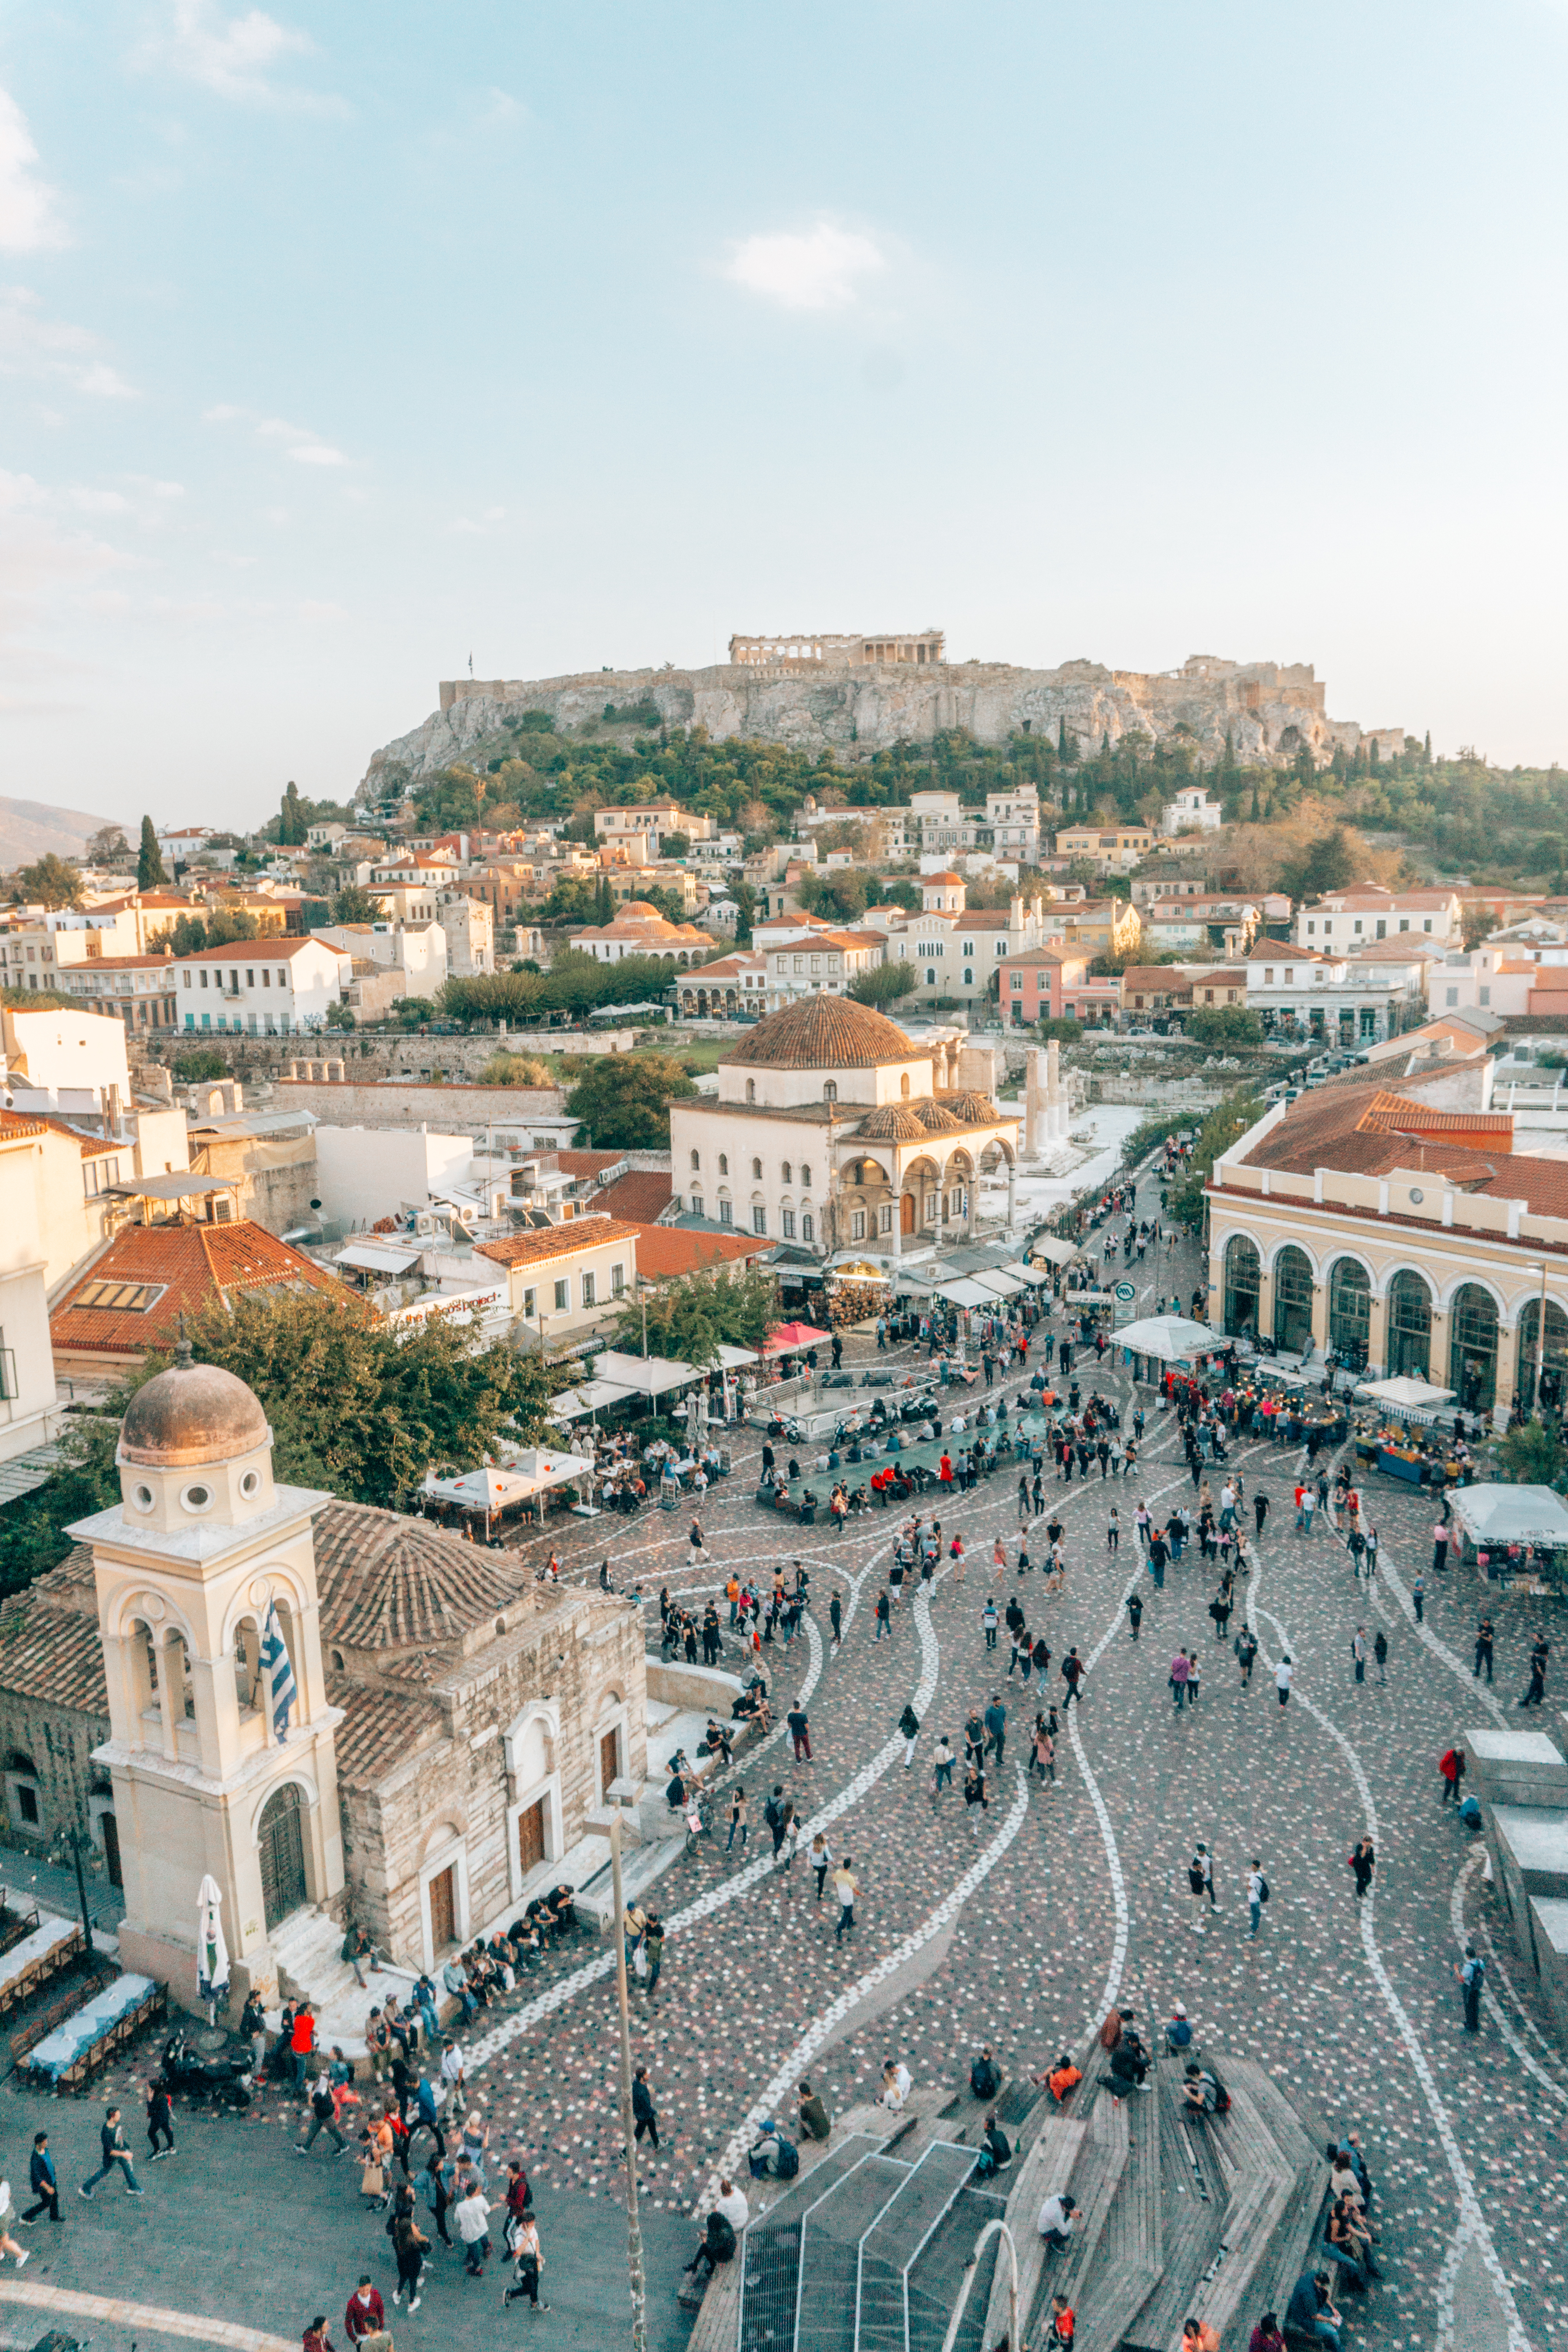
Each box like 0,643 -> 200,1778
2,2 -> 1566,827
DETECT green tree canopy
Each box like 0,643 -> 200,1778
331,885 -> 383,925
1165,1087 -> 1265,1230
564,1051 -> 697,1147
1184,1005 -> 1264,1047
1278,824 -> 1354,904
15,853 -> 83,909
848,962 -> 917,1007
611,1266 -> 778,1366
137,816 -> 166,889
276,781 -> 309,846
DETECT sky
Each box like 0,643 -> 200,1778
3,1 -> 1568,830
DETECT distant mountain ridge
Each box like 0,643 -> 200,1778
0,795 -> 118,868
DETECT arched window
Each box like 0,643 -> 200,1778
1272,1244 -> 1314,1352
1517,1296 -> 1568,1416
1221,1234 -> 1261,1337
751,1157 -> 762,1180
1328,1258 -> 1371,1362
3,1752 -> 38,1831
1387,1269 -> 1433,1379
746,1079 -> 756,1103
802,1212 -> 815,1243
718,1154 -> 728,1175
1449,1283 -> 1500,1412
781,1161 -> 792,1184
823,1081 -> 837,1102
689,1149 -> 700,1171
800,1164 -> 811,1188
900,1074 -> 910,1098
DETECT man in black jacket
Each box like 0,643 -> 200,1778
20,2132 -> 58,2223
632,2066 -> 659,2149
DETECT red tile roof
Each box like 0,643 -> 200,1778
475,1217 -> 642,1270
625,1223 -> 764,1278
588,1170 -> 675,1223
50,1217 -> 347,1357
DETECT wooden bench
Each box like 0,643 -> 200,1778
1187,2085 -> 1295,2339
1075,2075 -> 1161,2352
1227,2061 -> 1334,2327
980,2103 -> 1089,2352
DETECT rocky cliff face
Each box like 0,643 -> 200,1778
360,655 -> 1399,792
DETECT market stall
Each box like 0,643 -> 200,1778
1447,1484 -> 1568,1589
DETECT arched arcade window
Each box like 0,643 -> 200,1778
1221,1234 -> 1261,1338
1387,1269 -> 1433,1379
1272,1245 -> 1314,1352
1328,1258 -> 1371,1362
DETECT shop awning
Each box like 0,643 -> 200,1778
969,1270 -> 1025,1299
1356,1374 -> 1456,1412
934,1278 -> 995,1308
1029,1236 -> 1083,1268
548,1378 -> 641,1421
334,1242 -> 421,1274
764,1321 -> 833,1354
1116,1314 -> 1224,1361
592,1349 -> 704,1396
713,1344 -> 759,1368
1003,1261 -> 1053,1286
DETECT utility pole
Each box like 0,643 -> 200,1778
609,1815 -> 648,2352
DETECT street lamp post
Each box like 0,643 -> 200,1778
608,1814 -> 648,2352
47,1819 -> 100,1959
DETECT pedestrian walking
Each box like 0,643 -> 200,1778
1061,1648 -> 1084,1708
982,1599 -> 999,1649
1254,1492 -> 1269,1537
1275,1653 -> 1293,1707
1170,1651 -> 1190,1711
632,2065 -> 659,2149
344,2276 -> 387,2341
1246,1857 -> 1267,1937
1456,1942 -> 1485,2033
1350,1836 -> 1375,1900
1412,1573 -> 1425,1623
788,1704 -> 812,1761
391,2206 -> 430,2312
19,2132 -> 58,2226
1374,1629 -> 1388,1686
455,2178 -> 493,2274
932,1736 -> 956,1794
810,1832 -> 834,1896
1125,1588 -> 1143,1642
1432,1518 -> 1450,1573
1351,1627 -> 1367,1684
899,1703 -> 921,1769
0,2180 -> 28,2270
1235,1626 -> 1258,1685
833,1857 -> 860,1943
1474,1617 -> 1495,1684
1521,1636 -> 1551,1708
298,2067 -> 349,2156
983,1693 -> 1007,1766
1107,1506 -> 1120,1553
726,1788 -> 748,1853
765,1786 -> 788,1857
1439,1746 -> 1466,1806
79,2105 -> 142,2199
145,2076 -> 177,2159
875,1589 -> 892,1642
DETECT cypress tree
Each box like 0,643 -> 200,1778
136,815 -> 166,890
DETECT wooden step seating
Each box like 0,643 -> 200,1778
978,2100 -> 1089,2352
1122,2065 -> 1233,2350
1073,2074 -> 1162,2352
1224,2062 -> 1334,2328
1180,2085 -> 1295,2343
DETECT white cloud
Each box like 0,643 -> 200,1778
0,287 -> 137,398
722,220 -> 886,312
158,0 -> 328,107
0,90 -> 65,253
453,506 -> 507,535
207,405 -> 350,468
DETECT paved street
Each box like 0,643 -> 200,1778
6,1178 -> 1566,2350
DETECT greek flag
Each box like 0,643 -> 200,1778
260,1602 -> 296,1740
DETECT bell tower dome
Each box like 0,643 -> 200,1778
69,1347 -> 342,2019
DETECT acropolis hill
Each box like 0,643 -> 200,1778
360,650 -> 1404,789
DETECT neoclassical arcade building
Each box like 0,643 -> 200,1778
1206,1069 -> 1568,1422
667,995 -> 1020,1259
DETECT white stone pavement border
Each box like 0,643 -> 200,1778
702,1765 -> 1033,2203
1448,1845 -> 1568,2102
1247,1566 -> 1533,2352
1368,1539 -> 1509,1731
465,1574 -> 947,2071
0,2277 -> 294,2351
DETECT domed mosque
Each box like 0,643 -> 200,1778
667,991 -> 1021,1265
0,1339 -> 648,2028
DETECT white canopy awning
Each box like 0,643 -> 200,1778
504,1446 -> 595,1497
969,1270 -> 1026,1299
1356,1374 -> 1456,1412
713,1344 -> 759,1369
1003,1261 -> 1053,1286
547,1378 -> 640,1421
335,1241 -> 421,1274
592,1348 -> 702,1396
1448,1484 -> 1568,1549
1116,1314 -> 1225,1361
935,1278 -> 995,1308
423,1465 -> 534,1510
1029,1236 -> 1083,1267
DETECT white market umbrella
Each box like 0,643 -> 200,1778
197,1873 -> 230,2025
1356,1375 -> 1455,1412
1448,1484 -> 1568,1550
1116,1314 -> 1224,1362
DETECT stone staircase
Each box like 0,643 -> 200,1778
265,1906 -> 425,2062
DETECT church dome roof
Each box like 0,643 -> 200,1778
720,995 -> 916,1072
911,1098 -> 965,1135
945,1090 -> 1000,1124
119,1356 -> 270,1468
853,1103 -> 933,1142
312,1500 -> 533,1655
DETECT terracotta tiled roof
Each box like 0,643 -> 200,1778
853,1103 -> 932,1142
475,1217 -> 641,1270
556,1150 -> 627,1180
1357,1092 -> 1513,1140
313,1499 -> 534,1651
626,1225 -> 765,1278
50,1217 -> 347,1358
721,995 -> 917,1071
944,1090 -> 1002,1125
1120,968 -> 1192,992
330,1683 -> 446,1788
587,1171 -> 675,1224
910,1098 -> 965,1136
760,930 -> 880,955
0,1593 -> 109,1714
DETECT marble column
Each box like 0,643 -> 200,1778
1006,1159 -> 1017,1233
1024,1050 -> 1045,1158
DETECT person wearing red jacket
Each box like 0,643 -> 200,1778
343,2277 -> 385,2343
303,2323 -> 336,2352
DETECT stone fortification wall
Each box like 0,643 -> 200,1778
365,654 -> 1398,790
273,1077 -> 568,1133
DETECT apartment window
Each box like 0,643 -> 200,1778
1479,985 -> 1491,1006
1307,921 -> 1316,935
781,1210 -> 796,1238
261,968 -> 270,986
246,968 -> 255,986
523,1287 -> 537,1318
1446,986 -> 1459,1006
1423,918 -> 1432,933
800,1164 -> 811,1189
718,1199 -> 732,1227
878,1202 -> 893,1234
581,1270 -> 596,1307
1398,919 -> 1409,933
851,1210 -> 866,1240
927,968 -> 936,987
277,970 -> 286,986
200,969 -> 209,988
182,971 -> 191,988
793,955 -> 805,973
752,1206 -> 766,1235
801,1213 -> 814,1243
83,1156 -> 122,1197
553,1277 -> 568,1312
1264,969 -> 1274,985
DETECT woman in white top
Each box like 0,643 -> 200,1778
1275,1653 -> 1294,1707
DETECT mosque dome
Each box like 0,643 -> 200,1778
119,1354 -> 270,1469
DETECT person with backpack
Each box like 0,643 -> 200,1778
1125,1588 -> 1143,1641
970,2045 -> 1002,2101
1234,1625 -> 1258,1686
1246,1858 -> 1268,1938
684,2195 -> 740,2285
1188,1845 -> 1214,1931
1439,1747 -> 1466,1806
764,1786 -> 787,1857
503,2208 -> 549,2310
899,1703 -> 921,1768
1456,1942 -> 1485,2033
298,2067 -> 349,2157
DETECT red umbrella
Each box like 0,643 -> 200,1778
764,1319 -> 833,1354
